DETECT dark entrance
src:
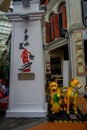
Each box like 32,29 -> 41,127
84,40 -> 87,84
84,40 -> 87,66
50,44 -> 69,86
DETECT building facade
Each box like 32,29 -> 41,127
41,0 -> 87,92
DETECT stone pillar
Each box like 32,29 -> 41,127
6,1 -> 47,117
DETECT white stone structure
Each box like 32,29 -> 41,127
6,0 -> 47,117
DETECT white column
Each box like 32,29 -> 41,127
6,1 -> 47,117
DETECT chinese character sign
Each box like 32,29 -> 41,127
19,29 -> 34,72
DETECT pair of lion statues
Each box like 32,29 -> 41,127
47,78 -> 82,115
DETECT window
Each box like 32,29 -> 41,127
82,0 -> 87,26
40,0 -> 50,5
49,13 -> 55,41
59,13 -> 63,36
84,40 -> 87,66
45,13 -> 55,43
45,2 -> 67,43
58,2 -> 67,37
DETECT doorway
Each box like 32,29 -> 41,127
84,40 -> 87,84
50,45 -> 69,86
84,40 -> 87,66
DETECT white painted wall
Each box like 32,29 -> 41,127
63,60 -> 69,87
66,0 -> 83,27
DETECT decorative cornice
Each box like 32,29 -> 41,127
6,11 -> 44,22
69,23 -> 85,32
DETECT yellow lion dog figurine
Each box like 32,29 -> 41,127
64,78 -> 82,114
49,81 -> 62,114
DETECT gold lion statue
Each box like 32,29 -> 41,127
64,78 -> 82,114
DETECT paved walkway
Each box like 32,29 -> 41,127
0,95 -> 87,130
0,113 -> 87,130
0,114 -> 87,130
0,113 -> 47,130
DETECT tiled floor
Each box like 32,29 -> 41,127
77,95 -> 87,115
27,121 -> 87,130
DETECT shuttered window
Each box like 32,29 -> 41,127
82,0 -> 87,27
45,0 -> 49,5
45,22 -> 51,43
61,4 -> 67,28
58,2 -> 67,37
50,15 -> 55,41
45,2 -> 67,43
55,14 -> 59,38
40,0 -> 50,5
